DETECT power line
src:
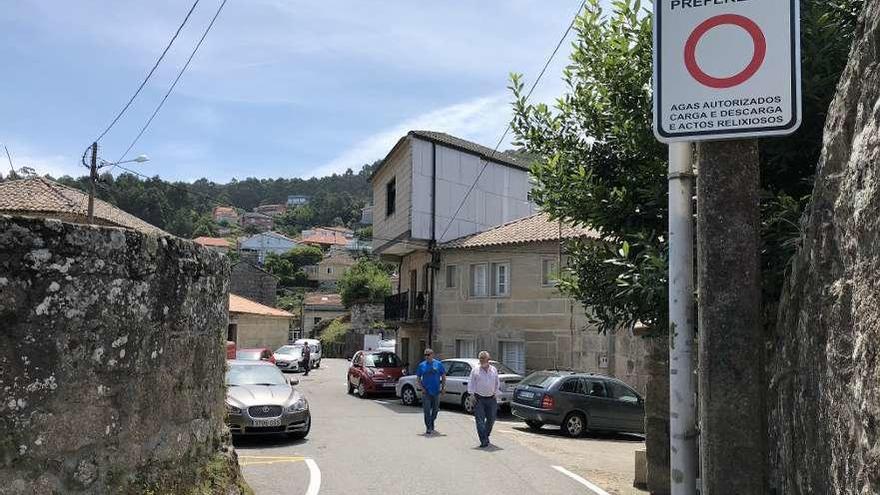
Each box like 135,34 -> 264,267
94,0 -> 201,143
437,0 -> 586,243
3,145 -> 14,175
112,0 -> 229,169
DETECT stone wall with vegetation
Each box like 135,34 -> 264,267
0,216 -> 249,494
769,3 -> 880,493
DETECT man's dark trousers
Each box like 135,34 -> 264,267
474,395 -> 497,446
422,393 -> 440,432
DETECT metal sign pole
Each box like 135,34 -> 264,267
668,142 -> 697,495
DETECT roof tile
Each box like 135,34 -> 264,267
439,213 -> 599,250
229,293 -> 293,317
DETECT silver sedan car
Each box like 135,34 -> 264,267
395,358 -> 523,413
225,360 -> 311,438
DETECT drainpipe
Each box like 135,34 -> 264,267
428,142 -> 437,347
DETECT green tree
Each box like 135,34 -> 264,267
192,214 -> 218,237
337,259 -> 392,307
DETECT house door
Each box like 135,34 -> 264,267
400,337 -> 411,370
499,341 -> 525,375
409,270 -> 418,316
227,323 -> 238,343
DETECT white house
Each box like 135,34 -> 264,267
239,231 -> 298,262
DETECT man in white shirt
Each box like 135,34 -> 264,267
467,350 -> 502,448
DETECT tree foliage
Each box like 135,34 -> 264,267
52,161 -> 379,238
337,259 -> 393,307
263,246 -> 324,289
510,0 -> 863,333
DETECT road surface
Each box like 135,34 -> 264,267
234,358 -> 646,495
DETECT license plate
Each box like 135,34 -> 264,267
253,418 -> 282,427
519,391 -> 535,399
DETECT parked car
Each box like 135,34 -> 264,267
511,371 -> 645,437
293,338 -> 322,368
273,345 -> 305,372
347,350 -> 407,398
225,360 -> 310,438
395,358 -> 522,414
236,347 -> 276,364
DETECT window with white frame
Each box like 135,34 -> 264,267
470,263 -> 488,297
492,262 -> 510,297
499,340 -> 525,375
542,258 -> 559,286
445,265 -> 458,289
455,339 -> 475,359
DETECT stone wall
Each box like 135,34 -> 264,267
229,261 -> 277,307
769,4 -> 880,493
350,302 -> 384,333
0,216 -> 246,494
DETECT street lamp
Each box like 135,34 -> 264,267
82,141 -> 150,223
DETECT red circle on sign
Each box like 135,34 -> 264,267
684,14 -> 766,89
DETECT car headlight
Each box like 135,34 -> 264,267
287,397 -> 308,412
226,403 -> 242,415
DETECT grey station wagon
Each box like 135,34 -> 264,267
511,371 -> 644,437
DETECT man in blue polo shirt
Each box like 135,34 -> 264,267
416,348 -> 446,435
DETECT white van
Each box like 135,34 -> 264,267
294,338 -> 322,368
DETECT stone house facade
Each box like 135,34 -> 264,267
229,261 -> 277,307
304,249 -> 357,290
228,294 -> 293,349
302,293 -> 347,337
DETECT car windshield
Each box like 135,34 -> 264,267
226,364 -> 288,386
275,345 -> 302,355
236,350 -> 263,360
491,361 -> 517,375
519,372 -> 561,389
365,352 -> 401,368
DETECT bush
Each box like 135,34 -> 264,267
337,259 -> 392,307
319,319 -> 349,347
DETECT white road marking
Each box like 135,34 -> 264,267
305,458 -> 322,495
374,400 -> 391,405
552,466 -> 611,495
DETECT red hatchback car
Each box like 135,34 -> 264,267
236,347 -> 276,364
347,350 -> 406,398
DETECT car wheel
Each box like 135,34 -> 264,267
314,360 -> 320,368
288,415 -> 310,440
526,420 -> 545,431
357,382 -> 367,398
562,412 -> 587,438
461,393 -> 476,415
401,385 -> 418,406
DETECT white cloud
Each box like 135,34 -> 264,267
310,93 -> 510,178
311,60 -> 569,178
0,140 -> 82,179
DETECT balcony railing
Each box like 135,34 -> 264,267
385,291 -> 429,322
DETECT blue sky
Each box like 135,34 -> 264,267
1,1 -> 594,182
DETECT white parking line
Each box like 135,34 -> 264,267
305,458 -> 322,495
374,400 -> 391,405
551,466 -> 611,495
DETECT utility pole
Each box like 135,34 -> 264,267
696,140 -> 766,494
87,141 -> 98,223
668,141 -> 697,495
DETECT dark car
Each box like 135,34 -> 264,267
347,350 -> 406,398
511,371 -> 644,437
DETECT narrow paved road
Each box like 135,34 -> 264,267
235,358 -> 640,495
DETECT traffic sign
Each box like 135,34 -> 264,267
653,0 -> 801,142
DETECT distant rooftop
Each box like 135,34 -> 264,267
0,177 -> 165,235
193,237 -> 230,248
229,293 -> 293,318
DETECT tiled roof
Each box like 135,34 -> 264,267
300,229 -> 349,246
439,213 -> 599,250
193,237 -> 230,248
409,131 -> 530,170
0,177 -> 165,235
229,293 -> 294,317
304,293 -> 343,307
